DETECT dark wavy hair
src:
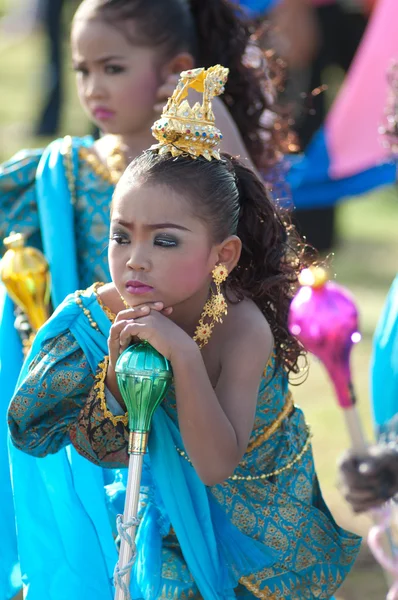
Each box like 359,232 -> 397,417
122,150 -> 308,376
73,0 -> 286,173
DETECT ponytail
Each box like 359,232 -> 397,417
227,156 -> 307,375
189,0 -> 283,173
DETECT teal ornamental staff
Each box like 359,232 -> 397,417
114,341 -> 173,600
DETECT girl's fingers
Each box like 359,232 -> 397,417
115,307 -> 148,323
119,322 -> 145,350
110,309 -> 170,347
109,320 -> 132,364
109,319 -> 131,337
115,302 -> 164,322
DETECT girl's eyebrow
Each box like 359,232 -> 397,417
147,222 -> 192,232
96,55 -> 126,64
72,55 -> 125,66
114,219 -> 192,232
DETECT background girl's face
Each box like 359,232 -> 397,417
109,182 -> 218,309
71,18 -> 161,136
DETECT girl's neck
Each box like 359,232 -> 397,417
168,287 -> 211,338
114,129 -> 155,163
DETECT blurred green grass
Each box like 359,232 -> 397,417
1,9 -> 397,599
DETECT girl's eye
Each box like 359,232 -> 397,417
110,233 -> 130,245
105,65 -> 125,75
154,236 -> 178,248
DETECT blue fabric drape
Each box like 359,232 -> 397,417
13,290 -> 275,598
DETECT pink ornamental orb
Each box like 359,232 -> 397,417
288,267 -> 361,409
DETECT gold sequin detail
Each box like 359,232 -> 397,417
79,142 -> 126,185
92,283 -> 116,323
176,426 -> 312,481
246,392 -> 294,453
239,577 -> 280,599
262,349 -> 276,376
61,135 -> 77,206
94,355 -> 128,426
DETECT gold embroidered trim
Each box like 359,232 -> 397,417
94,355 -> 128,426
62,135 -> 77,206
239,577 -> 280,599
92,282 -> 116,323
246,392 -> 294,453
175,426 -> 312,481
230,428 -> 312,481
262,349 -> 275,376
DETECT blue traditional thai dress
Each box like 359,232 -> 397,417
0,136 -> 115,598
8,285 -> 361,599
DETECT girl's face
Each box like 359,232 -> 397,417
109,182 -> 218,310
71,18 -> 161,136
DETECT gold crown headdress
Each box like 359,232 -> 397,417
151,65 -> 229,161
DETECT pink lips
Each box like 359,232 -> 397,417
92,107 -> 115,121
125,280 -> 154,296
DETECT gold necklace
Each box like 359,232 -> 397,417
79,137 -> 127,185
106,137 -> 128,183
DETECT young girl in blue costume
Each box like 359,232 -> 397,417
0,2 -> 280,597
9,66 -> 360,600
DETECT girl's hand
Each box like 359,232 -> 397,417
154,74 -> 180,114
109,308 -> 194,367
338,446 -> 398,513
108,302 -> 172,368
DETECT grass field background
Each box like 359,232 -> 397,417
1,4 -> 397,598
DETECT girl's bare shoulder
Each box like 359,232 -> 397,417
223,297 -> 273,351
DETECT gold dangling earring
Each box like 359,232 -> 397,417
193,264 -> 228,349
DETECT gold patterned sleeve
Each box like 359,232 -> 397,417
69,357 -> 129,468
8,332 -> 96,457
0,149 -> 42,249
9,332 -> 129,467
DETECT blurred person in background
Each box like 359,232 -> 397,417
274,0 -> 370,252
309,0 -> 398,444
0,1 -> 285,597
283,0 -> 398,254
239,0 -> 373,252
337,0 -> 398,518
